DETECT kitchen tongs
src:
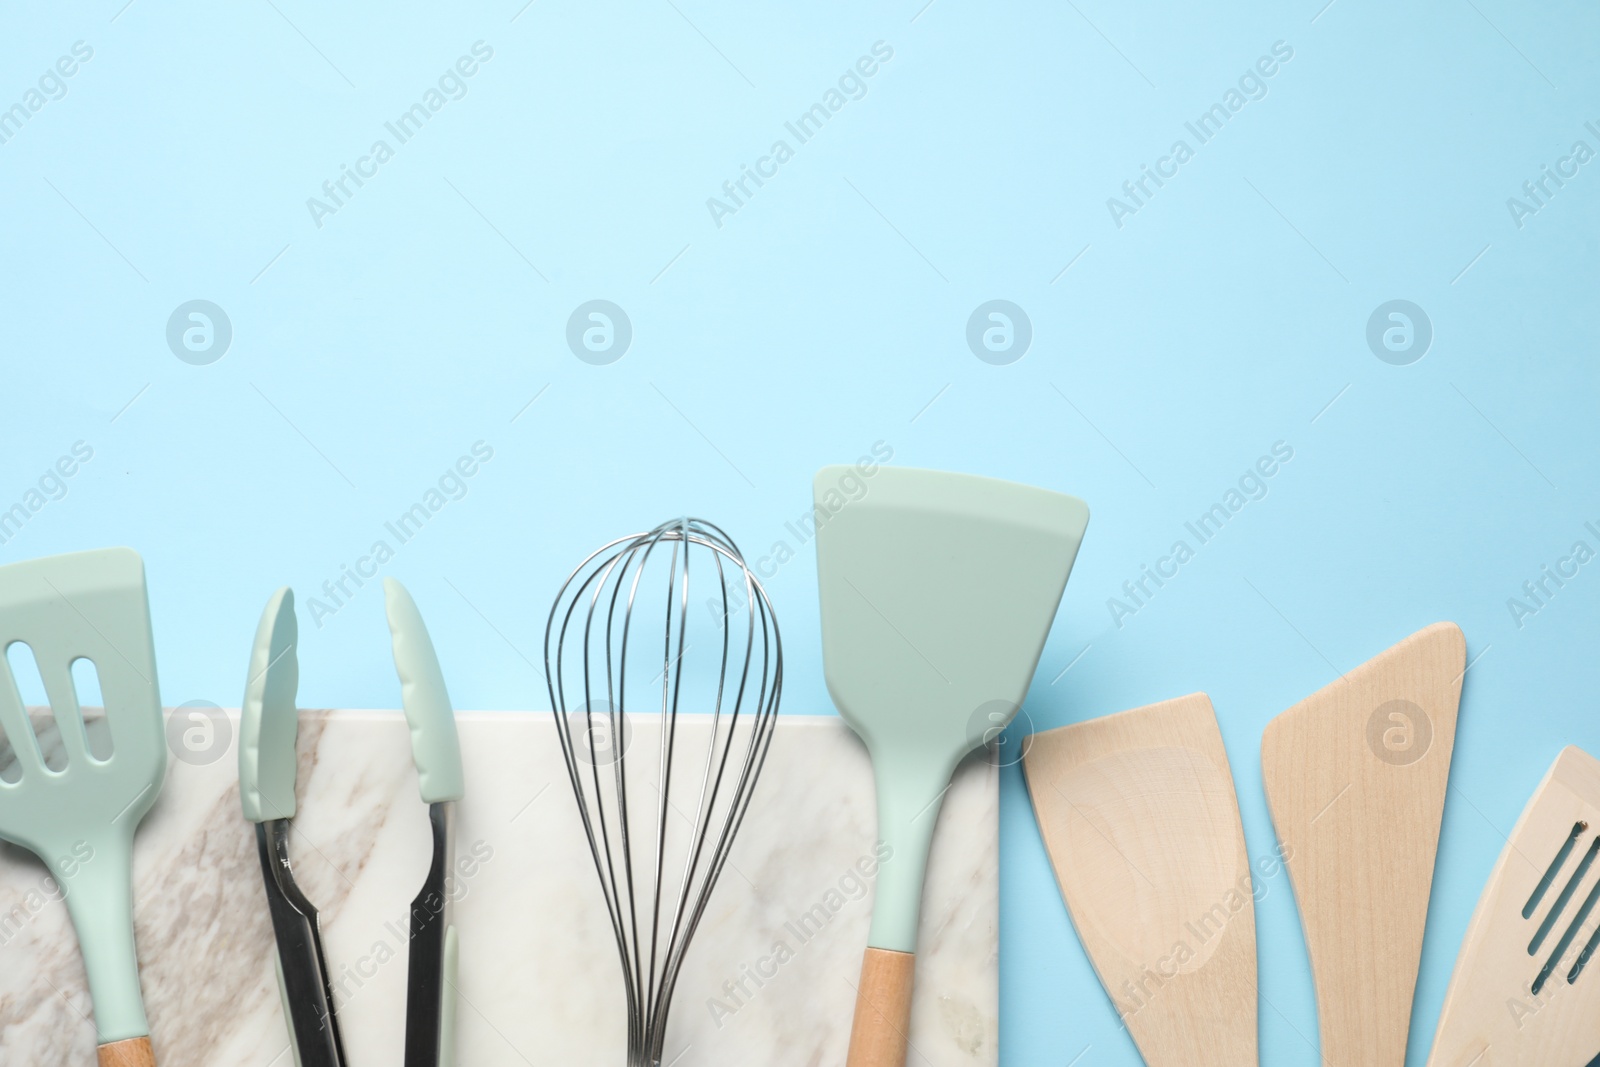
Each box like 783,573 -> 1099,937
239,580 -> 466,1067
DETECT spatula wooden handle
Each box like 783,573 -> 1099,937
846,947 -> 916,1067
98,1037 -> 155,1067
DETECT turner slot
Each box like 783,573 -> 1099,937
1534,872 -> 1600,995
0,641 -> 46,777
1525,820 -> 1587,918
1565,900 -> 1600,984
70,658 -> 113,760
1530,837 -> 1600,955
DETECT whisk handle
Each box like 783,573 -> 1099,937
845,947 -> 916,1067
97,1037 -> 155,1066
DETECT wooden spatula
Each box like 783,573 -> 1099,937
814,465 -> 1089,1067
1023,693 -> 1258,1066
1426,746 -> 1600,1067
1261,621 -> 1466,1067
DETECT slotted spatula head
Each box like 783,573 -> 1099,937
817,465 -> 1087,1067
0,548 -> 165,1049
1427,747 -> 1600,1067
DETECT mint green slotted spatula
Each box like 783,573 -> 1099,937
815,467 -> 1088,1067
0,548 -> 166,1067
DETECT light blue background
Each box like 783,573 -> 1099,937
3,0 -> 1599,1062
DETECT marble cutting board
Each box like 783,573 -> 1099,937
0,710 -> 998,1066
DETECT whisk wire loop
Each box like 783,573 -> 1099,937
545,518 -> 781,1067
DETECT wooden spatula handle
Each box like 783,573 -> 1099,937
98,1037 -> 155,1067
846,947 -> 916,1067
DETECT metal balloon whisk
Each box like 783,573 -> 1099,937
545,518 -> 782,1067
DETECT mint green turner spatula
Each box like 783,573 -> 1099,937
0,549 -> 166,1067
814,467 -> 1088,1067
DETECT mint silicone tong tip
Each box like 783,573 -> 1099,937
383,577 -> 465,805
240,586 -> 299,824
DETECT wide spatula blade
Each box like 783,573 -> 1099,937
1025,693 -> 1258,1067
816,465 -> 1088,949
816,466 -> 1088,769
816,465 -> 1088,1067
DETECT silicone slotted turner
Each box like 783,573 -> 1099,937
1261,622 -> 1465,1067
1024,693 -> 1258,1066
814,466 -> 1088,1067
0,549 -> 166,1067
1427,747 -> 1600,1067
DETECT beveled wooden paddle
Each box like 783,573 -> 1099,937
1426,746 -> 1600,1067
1024,693 -> 1258,1067
1261,622 -> 1466,1067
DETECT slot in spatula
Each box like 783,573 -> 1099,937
1426,746 -> 1600,1067
1261,622 -> 1465,1067
1024,693 -> 1258,1066
814,465 -> 1088,1067
0,548 -> 166,1067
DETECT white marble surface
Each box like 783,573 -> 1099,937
0,710 -> 998,1066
